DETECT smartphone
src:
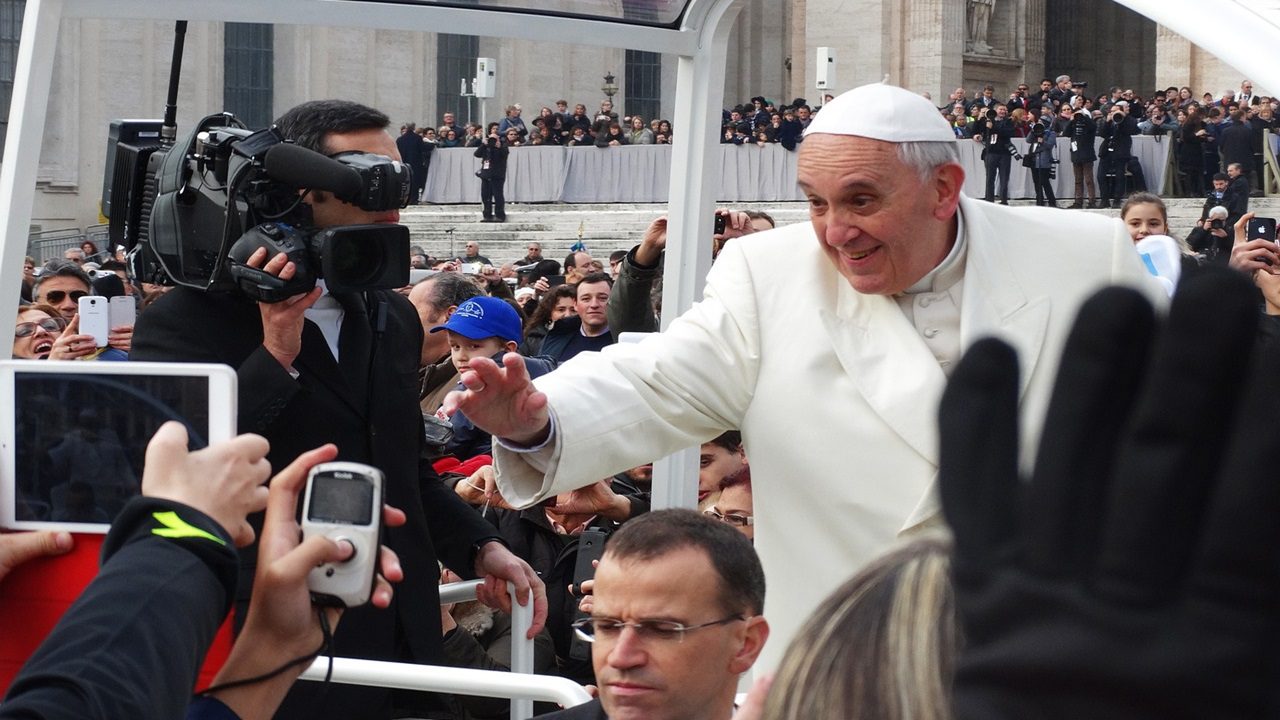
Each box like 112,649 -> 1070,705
108,296 -> 135,329
461,262 -> 483,275
301,461 -> 384,608
568,528 -> 609,661
713,213 -> 727,235
545,274 -> 566,287
77,296 -> 110,347
1247,216 -> 1277,244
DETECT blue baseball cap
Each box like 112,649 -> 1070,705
430,296 -> 523,343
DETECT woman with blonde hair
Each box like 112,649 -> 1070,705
748,536 -> 958,720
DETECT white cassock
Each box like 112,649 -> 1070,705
494,193 -> 1164,669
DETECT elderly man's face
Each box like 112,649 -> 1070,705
798,134 -> 961,296
590,547 -> 765,720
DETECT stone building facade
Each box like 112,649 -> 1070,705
5,1 -> 1260,231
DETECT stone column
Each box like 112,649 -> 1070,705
903,0 -> 965,101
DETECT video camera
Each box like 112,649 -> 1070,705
101,23 -> 410,304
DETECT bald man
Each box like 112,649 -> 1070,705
449,83 -> 1163,666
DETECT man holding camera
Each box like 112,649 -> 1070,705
1098,100 -> 1139,208
971,103 -> 1016,204
132,99 -> 545,719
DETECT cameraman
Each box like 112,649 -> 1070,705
131,99 -> 544,720
1023,115 -> 1058,207
1064,96 -> 1100,208
970,103 -> 1016,204
475,126 -> 509,223
1138,105 -> 1179,135
1187,204 -> 1232,263
1097,100 -> 1139,208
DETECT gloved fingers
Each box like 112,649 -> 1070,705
1093,269 -> 1259,606
1022,287 -> 1156,579
1188,332 -> 1280,608
940,338 -> 1022,576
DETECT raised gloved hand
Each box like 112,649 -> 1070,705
941,269 -> 1280,719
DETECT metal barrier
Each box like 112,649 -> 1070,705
298,581 -> 588,720
1264,130 -> 1280,197
27,227 -> 85,264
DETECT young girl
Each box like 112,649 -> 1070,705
1120,192 -> 1169,243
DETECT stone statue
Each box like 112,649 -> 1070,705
968,0 -> 996,54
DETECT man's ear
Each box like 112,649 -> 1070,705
932,163 -> 965,222
443,304 -> 459,320
728,616 -> 769,675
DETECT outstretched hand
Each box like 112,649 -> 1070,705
443,353 -> 551,446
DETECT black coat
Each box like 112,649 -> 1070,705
474,137 -> 509,179
1099,115 -> 1139,159
1065,112 -> 1098,163
132,287 -> 499,718
396,131 -> 425,170
1218,121 -> 1255,167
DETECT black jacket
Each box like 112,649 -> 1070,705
1065,112 -> 1098,163
1218,121 -> 1255,167
133,287 -> 500,718
538,315 -> 615,363
474,138 -> 509,179
533,698 -> 608,719
1099,114 -> 1139,159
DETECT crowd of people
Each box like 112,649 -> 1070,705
3,80 -> 1280,720
941,75 -> 1277,206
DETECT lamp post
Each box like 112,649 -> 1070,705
602,72 -> 619,102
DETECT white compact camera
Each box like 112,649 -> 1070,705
301,461 -> 384,607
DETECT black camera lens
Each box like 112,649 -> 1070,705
327,232 -> 385,286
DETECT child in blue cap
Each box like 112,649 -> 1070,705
430,295 -> 554,459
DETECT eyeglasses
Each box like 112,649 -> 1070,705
571,614 -> 746,644
703,507 -> 754,527
42,290 -> 88,304
14,317 -> 65,337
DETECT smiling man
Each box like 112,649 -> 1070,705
536,509 -> 768,720
451,82 -> 1161,668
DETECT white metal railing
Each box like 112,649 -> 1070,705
298,581 -> 589,720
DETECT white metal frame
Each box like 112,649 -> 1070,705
0,0 -> 746,512
299,580 -> 586,719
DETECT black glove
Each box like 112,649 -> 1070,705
941,269 -> 1280,720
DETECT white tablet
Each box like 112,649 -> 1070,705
0,360 -> 236,533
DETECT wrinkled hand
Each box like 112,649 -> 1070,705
208,443 -> 405,720
0,531 -> 73,584
548,481 -> 631,522
48,315 -> 96,360
533,277 -> 551,294
250,247 -> 322,372
473,541 -> 548,638
140,422 -> 271,547
454,465 -> 516,510
443,353 -> 550,446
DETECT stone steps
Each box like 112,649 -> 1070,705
401,199 -> 1280,266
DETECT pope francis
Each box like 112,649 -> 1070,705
445,82 -> 1164,668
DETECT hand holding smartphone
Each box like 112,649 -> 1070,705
77,296 -> 110,348
1246,216 -> 1277,244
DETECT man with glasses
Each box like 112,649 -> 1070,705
32,260 -> 91,323
542,509 -> 768,720
706,467 -> 753,542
